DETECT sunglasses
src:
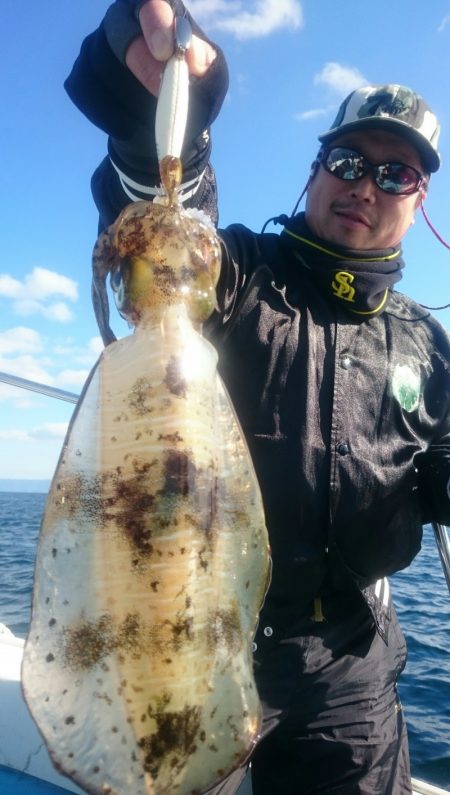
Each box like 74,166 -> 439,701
320,146 -> 427,195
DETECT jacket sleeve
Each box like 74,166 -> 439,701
64,0 -> 229,230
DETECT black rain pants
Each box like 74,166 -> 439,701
205,590 -> 411,795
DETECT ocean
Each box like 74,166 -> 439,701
1,490 -> 449,789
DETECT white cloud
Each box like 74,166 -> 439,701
51,336 -> 104,369
0,384 -> 36,406
297,62 -> 368,125
23,267 -> 76,301
0,266 -> 78,323
0,326 -> 42,355
294,107 -> 331,122
189,0 -> 303,39
11,298 -> 74,322
0,423 -> 68,443
0,354 -> 55,385
58,368 -> 89,387
314,62 -> 367,98
438,14 -> 450,32
189,0 -> 241,15
88,336 -> 104,356
0,274 -> 21,298
0,428 -> 30,441
28,423 -> 69,441
42,302 -> 74,323
8,298 -> 42,316
0,332 -> 98,401
0,267 -> 77,301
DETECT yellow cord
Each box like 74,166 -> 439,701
283,228 -> 400,263
312,597 -> 326,623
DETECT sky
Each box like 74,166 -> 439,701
1,0 -> 450,480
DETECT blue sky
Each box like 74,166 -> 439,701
1,0 -> 450,480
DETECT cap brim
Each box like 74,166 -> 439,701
318,117 -> 440,173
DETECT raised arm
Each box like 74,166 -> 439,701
65,0 -> 229,229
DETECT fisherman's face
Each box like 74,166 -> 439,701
305,130 -> 426,250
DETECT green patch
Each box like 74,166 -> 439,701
391,364 -> 420,413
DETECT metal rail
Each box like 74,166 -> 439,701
432,522 -> 450,594
0,371 -> 79,405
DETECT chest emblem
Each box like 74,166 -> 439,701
391,363 -> 421,412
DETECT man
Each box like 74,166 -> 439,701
65,2 -> 450,792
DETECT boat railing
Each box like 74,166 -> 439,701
0,370 -> 78,405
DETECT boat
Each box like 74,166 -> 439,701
0,370 -> 449,795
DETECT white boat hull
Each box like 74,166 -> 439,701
0,624 -> 84,794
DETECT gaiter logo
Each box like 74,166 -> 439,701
332,271 -> 356,303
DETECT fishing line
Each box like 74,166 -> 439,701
421,198 -> 450,250
418,198 -> 450,310
260,174 -> 312,233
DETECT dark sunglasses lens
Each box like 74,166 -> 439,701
375,163 -> 419,194
325,148 -> 364,180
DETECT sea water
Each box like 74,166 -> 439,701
0,491 -> 449,788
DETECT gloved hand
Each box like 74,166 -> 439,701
104,0 -> 217,95
66,0 -> 228,228
415,448 -> 450,525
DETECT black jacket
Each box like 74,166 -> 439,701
207,224 -> 450,639
65,7 -> 450,641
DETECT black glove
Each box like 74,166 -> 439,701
103,0 -> 147,65
103,0 -> 217,66
415,448 -> 450,525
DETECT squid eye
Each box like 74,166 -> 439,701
110,267 -> 124,293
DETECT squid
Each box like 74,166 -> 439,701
22,16 -> 271,795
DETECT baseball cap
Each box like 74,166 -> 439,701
319,84 -> 441,173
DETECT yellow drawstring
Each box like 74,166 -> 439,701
312,597 -> 326,623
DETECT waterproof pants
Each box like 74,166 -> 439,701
205,591 -> 411,795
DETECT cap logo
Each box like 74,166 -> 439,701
357,86 -> 418,123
